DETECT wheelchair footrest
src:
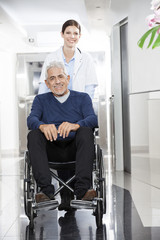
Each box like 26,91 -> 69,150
70,199 -> 97,209
33,200 -> 59,211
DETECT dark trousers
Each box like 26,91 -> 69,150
27,127 -> 95,198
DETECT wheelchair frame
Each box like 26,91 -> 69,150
24,143 -> 106,229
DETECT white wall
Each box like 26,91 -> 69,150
110,0 -> 158,93
148,99 -> 160,158
127,0 -> 160,154
109,0 -> 160,170
0,51 -> 19,152
128,0 -> 160,93
130,94 -> 149,150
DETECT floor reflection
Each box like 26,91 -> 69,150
25,210 -> 107,240
58,211 -> 81,240
2,154 -> 160,239
21,184 -> 160,240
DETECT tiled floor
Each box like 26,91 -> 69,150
1,153 -> 160,239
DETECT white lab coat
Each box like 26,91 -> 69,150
39,47 -> 98,93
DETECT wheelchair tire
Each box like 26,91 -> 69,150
99,170 -> 106,215
95,200 -> 103,228
24,152 -> 35,228
97,145 -> 106,215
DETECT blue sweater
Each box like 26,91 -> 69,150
27,91 -> 98,140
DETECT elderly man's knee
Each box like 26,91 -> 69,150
27,129 -> 42,143
76,127 -> 94,144
28,129 -> 40,138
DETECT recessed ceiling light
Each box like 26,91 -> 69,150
28,37 -> 34,43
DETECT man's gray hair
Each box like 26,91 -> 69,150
45,61 -> 68,80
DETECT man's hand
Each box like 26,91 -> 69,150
39,124 -> 58,141
58,122 -> 80,138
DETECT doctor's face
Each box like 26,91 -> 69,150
45,67 -> 70,97
61,26 -> 81,48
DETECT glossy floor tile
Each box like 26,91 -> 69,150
1,153 -> 160,239
131,152 -> 160,227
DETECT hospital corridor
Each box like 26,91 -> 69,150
1,0 -> 160,239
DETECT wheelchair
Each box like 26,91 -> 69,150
24,139 -> 106,229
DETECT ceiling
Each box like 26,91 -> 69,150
0,0 -> 111,52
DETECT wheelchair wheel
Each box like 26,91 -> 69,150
95,200 -> 103,227
95,144 -> 106,228
97,144 -> 106,214
24,151 -> 36,228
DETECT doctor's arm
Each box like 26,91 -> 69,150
85,54 -> 98,99
85,84 -> 97,99
38,57 -> 50,94
38,82 -> 50,94
76,94 -> 98,128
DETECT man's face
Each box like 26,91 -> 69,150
45,67 -> 70,97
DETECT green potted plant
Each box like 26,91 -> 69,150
138,0 -> 160,49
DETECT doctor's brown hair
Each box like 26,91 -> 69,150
61,19 -> 81,34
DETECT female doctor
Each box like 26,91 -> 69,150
38,19 -> 98,99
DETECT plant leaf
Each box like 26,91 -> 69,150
152,33 -> 160,48
137,25 -> 160,48
147,30 -> 156,48
138,28 -> 155,48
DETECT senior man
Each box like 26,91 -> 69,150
27,61 -> 98,211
